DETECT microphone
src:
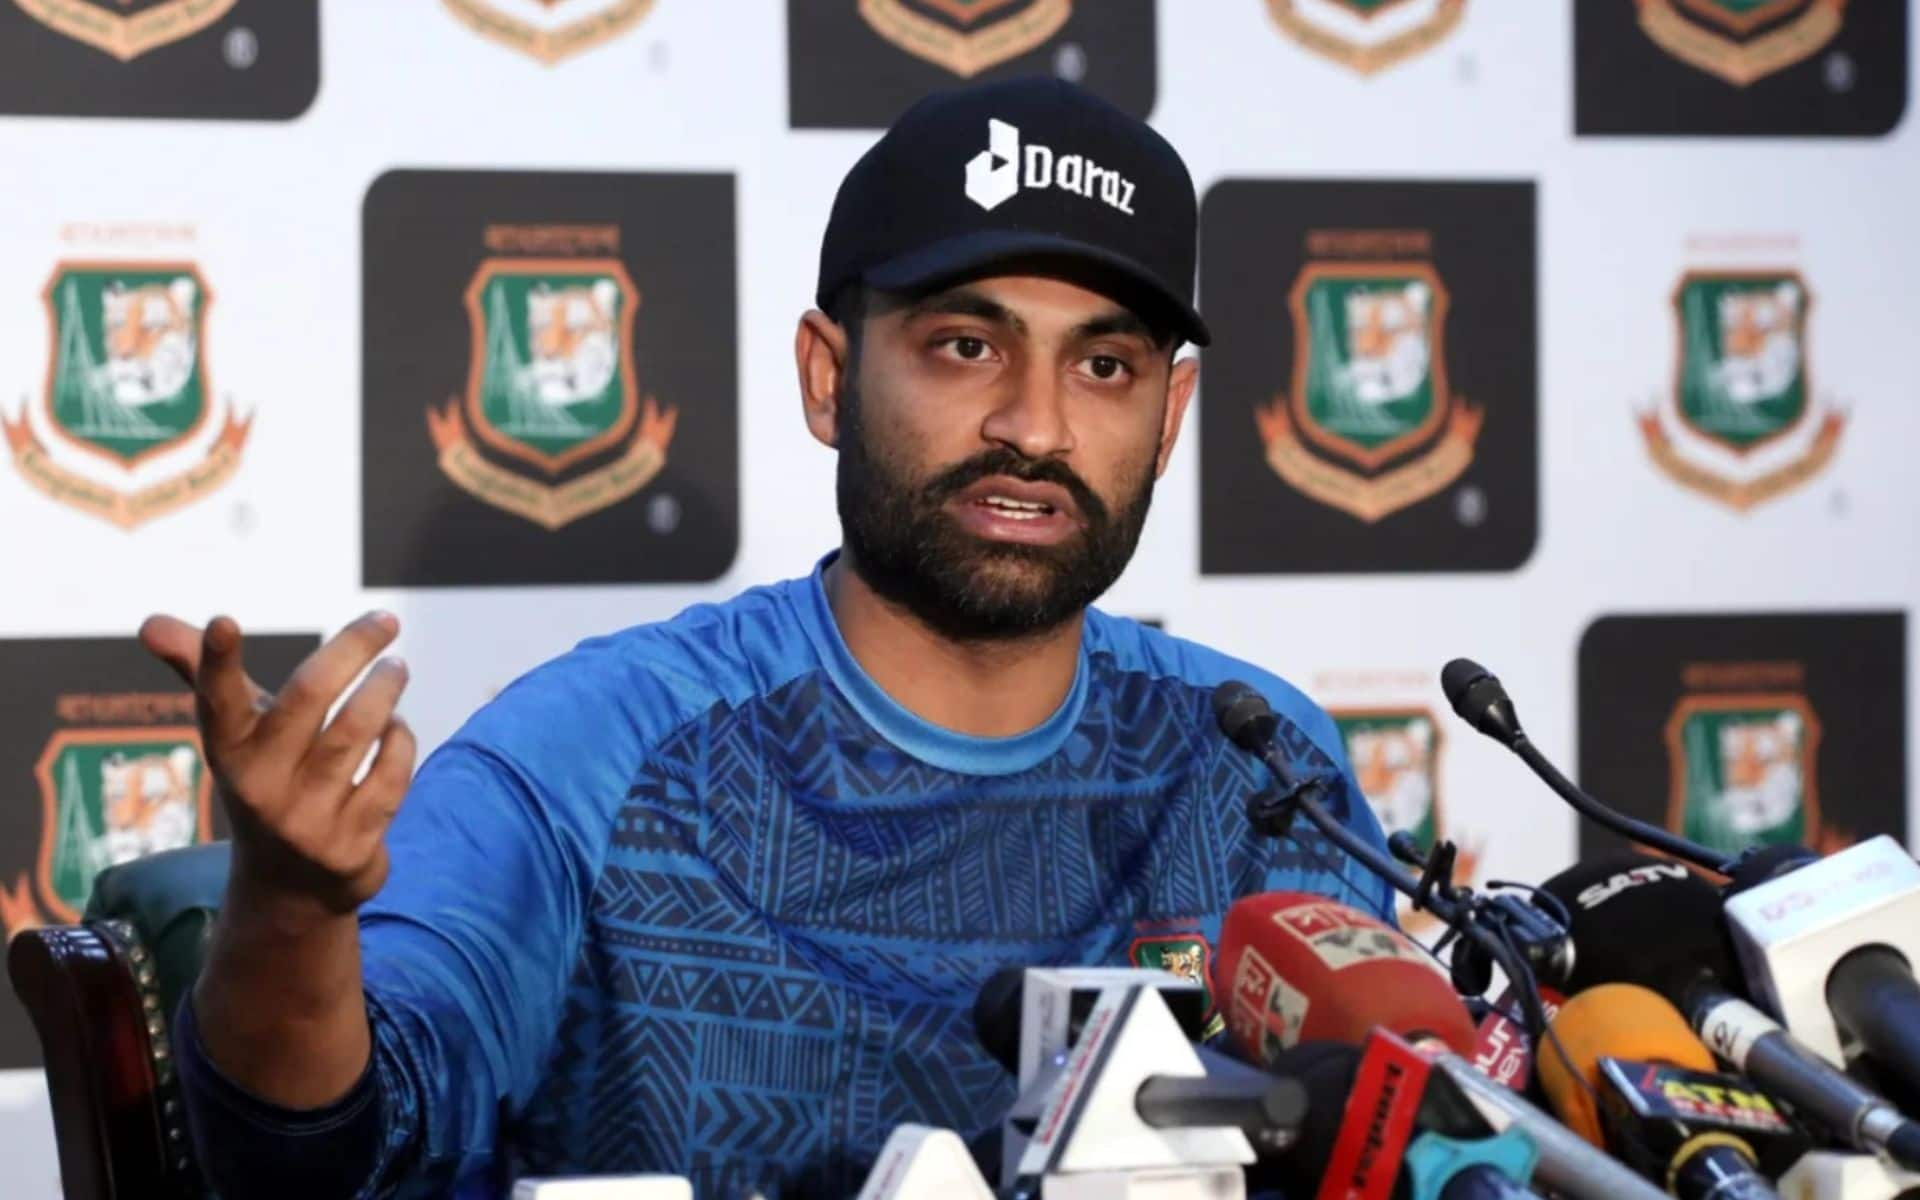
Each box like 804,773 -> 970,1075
1539,853 -> 1920,1169
1212,681 -> 1567,1037
1212,894 -> 1666,1200
1214,891 -> 1479,1062
854,1126 -> 995,1199
1256,1033 -> 1545,1200
1009,981 -> 1273,1188
1536,984 -> 1796,1200
1722,836 -> 1920,1094
1437,659 -> 1732,873
969,965 -> 1218,1184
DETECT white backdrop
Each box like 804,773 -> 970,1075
1,3 -> 1916,1195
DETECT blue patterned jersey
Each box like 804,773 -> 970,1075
176,555 -> 1394,1199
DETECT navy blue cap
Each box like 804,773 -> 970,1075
817,76 -> 1210,346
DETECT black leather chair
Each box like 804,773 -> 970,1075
7,841 -> 229,1200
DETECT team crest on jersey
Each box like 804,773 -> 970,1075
1266,0 -> 1466,75
1333,707 -> 1480,933
12,0 -> 237,61
427,228 -> 677,530
2,261 -> 249,529
441,0 -> 659,64
1662,659 -> 1846,857
1638,269 -> 1843,511
1635,0 -> 1845,87
1256,235 -> 1482,523
858,0 -> 1072,76
1130,933 -> 1212,1004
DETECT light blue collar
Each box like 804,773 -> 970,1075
792,552 -> 1090,776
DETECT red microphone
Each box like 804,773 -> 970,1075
1214,892 -> 1479,1067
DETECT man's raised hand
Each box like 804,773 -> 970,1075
139,611 -> 416,919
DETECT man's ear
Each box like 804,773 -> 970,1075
1153,353 -> 1200,478
796,309 -> 851,450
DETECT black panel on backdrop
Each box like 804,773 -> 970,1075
1576,613 -> 1907,864
1575,0 -> 1907,137
0,0 -> 318,120
788,0 -> 1155,129
1198,179 -> 1538,575
0,633 -> 317,1071
361,170 -> 739,588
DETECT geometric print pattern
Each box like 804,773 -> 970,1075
504,652 -> 1390,1197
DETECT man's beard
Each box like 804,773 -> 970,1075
835,387 -> 1158,642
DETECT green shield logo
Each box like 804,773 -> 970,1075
34,729 -> 211,921
1129,934 -> 1213,1010
41,263 -> 210,468
1666,696 -> 1820,856
1289,262 -> 1449,470
1335,709 -> 1440,853
462,259 -> 639,475
1674,272 -> 1808,453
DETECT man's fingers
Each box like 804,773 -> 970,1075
256,611 -> 400,752
302,658 -> 409,793
195,616 -> 264,747
138,614 -> 204,687
345,718 -> 416,832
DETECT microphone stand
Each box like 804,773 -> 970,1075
1242,757 -> 1561,1048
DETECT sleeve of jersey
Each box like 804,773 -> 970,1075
174,639 -> 691,1199
345,646 -> 688,1197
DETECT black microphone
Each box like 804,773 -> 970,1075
1132,1072 -> 1309,1147
1438,658 -> 1734,874
1537,855 -> 1920,1170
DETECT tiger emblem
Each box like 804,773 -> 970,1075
99,745 -> 198,867
1340,281 -> 1430,408
1160,944 -> 1206,987
525,278 -> 620,408
1713,282 -> 1801,407
1714,713 -> 1805,836
1348,720 -> 1434,837
100,276 -> 198,408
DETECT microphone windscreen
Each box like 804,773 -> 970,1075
1440,658 -> 1491,715
1537,854 -> 1743,1005
1214,892 -> 1478,1064
971,967 -> 1024,1074
1535,982 -> 1717,1146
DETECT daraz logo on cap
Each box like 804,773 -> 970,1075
964,119 -> 1137,216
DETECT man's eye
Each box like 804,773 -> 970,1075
1087,355 -> 1131,381
949,336 -> 988,360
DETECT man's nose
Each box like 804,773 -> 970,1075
980,359 -> 1076,460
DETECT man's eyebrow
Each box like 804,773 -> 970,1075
1072,311 -> 1157,343
900,289 -> 1027,336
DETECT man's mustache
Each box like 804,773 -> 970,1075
921,450 -> 1109,527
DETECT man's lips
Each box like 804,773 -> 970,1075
949,476 -> 1082,523
945,476 -> 1085,546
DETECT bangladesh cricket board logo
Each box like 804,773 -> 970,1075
1334,707 -> 1479,933
1129,934 -> 1212,1001
1665,693 -> 1824,857
859,0 -> 1072,76
441,0 -> 659,64
1636,0 -> 1845,87
2,262 -> 249,529
1266,0 -> 1466,75
0,729 -> 212,939
13,0 -> 236,61
1255,261 -> 1482,523
426,258 -> 677,530
1638,270 -> 1843,511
